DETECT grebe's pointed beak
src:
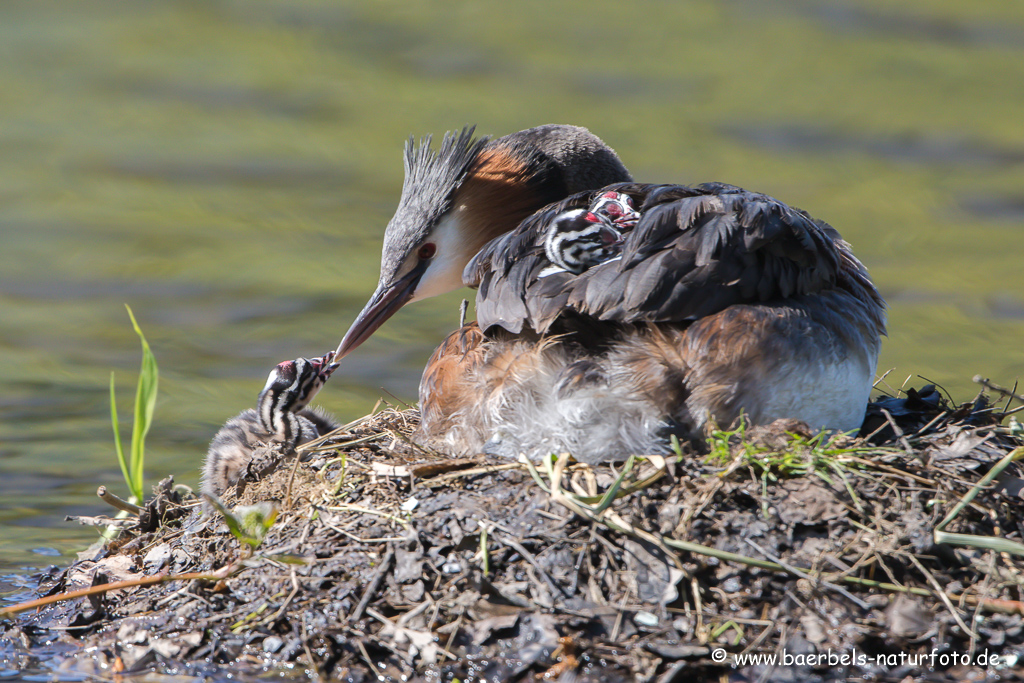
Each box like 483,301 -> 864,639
335,259 -> 429,360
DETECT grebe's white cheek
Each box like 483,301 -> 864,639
409,213 -> 471,303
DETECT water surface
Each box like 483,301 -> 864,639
2,0 -> 1023,575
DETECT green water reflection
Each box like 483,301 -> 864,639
2,0 -> 1023,568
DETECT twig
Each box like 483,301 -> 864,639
285,452 -> 304,510
396,598 -> 433,629
974,375 -> 1024,413
301,619 -> 322,682
96,486 -> 142,515
934,447 -> 1024,557
355,638 -> 381,679
444,611 -> 463,655
842,457 -> 936,486
410,457 -> 486,479
691,576 -> 703,641
0,563 -> 239,620
421,463 -> 523,488
385,426 -> 445,458
493,533 -> 568,598
350,545 -> 394,623
907,554 -> 978,639
310,433 -> 387,454
742,539 -> 870,610
65,514 -> 135,528
872,368 -> 895,391
154,582 -> 208,610
263,568 -> 301,625
327,504 -> 412,529
365,606 -> 393,626
609,590 -> 630,642
378,387 -> 414,410
740,620 -> 778,657
880,408 -> 913,454
911,410 -> 949,439
325,524 -> 406,545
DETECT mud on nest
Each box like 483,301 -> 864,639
4,386 -> 1024,683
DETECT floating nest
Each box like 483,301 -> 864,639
3,383 -> 1024,682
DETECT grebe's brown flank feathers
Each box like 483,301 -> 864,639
468,182 -> 885,338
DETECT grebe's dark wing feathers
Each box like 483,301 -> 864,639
463,191 -> 590,285
463,189 -> 596,333
469,183 -> 854,335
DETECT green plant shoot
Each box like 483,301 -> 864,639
203,495 -> 279,551
110,304 -> 159,504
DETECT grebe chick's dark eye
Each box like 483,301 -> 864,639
418,243 -> 436,260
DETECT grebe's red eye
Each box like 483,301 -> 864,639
418,243 -> 436,260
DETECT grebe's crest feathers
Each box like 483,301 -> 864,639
393,126 -> 490,244
371,126 -> 490,315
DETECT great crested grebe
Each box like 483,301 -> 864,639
334,125 -> 886,461
201,353 -> 339,498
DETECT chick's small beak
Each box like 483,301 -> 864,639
601,227 -> 623,246
335,259 -> 429,360
310,351 -> 340,380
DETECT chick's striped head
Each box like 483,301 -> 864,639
544,209 -> 623,274
258,352 -> 338,434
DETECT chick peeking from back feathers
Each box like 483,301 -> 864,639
542,209 -> 624,275
589,190 -> 640,229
